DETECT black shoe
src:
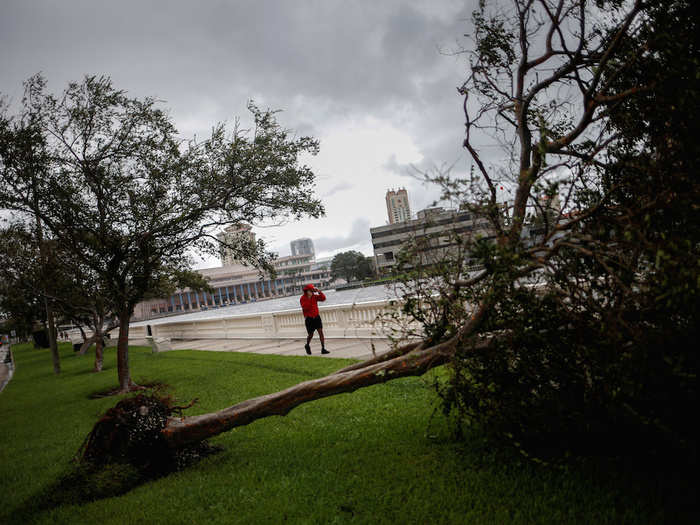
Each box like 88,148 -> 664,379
321,348 -> 330,355
305,343 -> 311,355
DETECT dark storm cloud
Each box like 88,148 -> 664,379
0,0 -> 478,256
1,1 -> 471,126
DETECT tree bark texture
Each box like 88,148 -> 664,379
117,310 -> 131,391
78,334 -> 98,355
45,299 -> 60,375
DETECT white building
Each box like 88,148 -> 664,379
385,188 -> 411,224
217,224 -> 256,267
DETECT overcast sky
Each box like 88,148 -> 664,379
0,0 -> 477,267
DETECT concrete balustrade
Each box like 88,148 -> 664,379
123,299 -> 406,342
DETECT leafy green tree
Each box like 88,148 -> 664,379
0,223 -> 115,371
0,227 -> 45,341
0,75 -> 323,392
331,251 -> 374,282
0,224 -> 65,369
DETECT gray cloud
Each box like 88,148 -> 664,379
313,218 -> 372,255
0,1 -> 472,127
322,182 -> 353,198
1,0 -> 479,261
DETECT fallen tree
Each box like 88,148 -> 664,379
79,335 -> 468,460
80,296 -> 495,461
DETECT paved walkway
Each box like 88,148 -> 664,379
166,338 -> 392,361
0,344 -> 13,394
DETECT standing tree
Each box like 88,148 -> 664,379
331,250 -> 374,282
50,255 -> 117,373
0,222 -> 120,372
0,226 -> 48,346
0,223 -> 66,370
0,107 -> 62,372
0,75 -> 324,392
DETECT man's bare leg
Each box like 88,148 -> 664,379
319,329 -> 329,354
305,331 -> 313,354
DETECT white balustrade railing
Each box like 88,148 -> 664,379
121,299 -> 410,342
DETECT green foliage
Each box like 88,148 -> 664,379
330,250 -> 374,282
0,226 -> 45,335
472,6 -> 516,69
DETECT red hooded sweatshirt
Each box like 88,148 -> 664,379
300,291 -> 326,318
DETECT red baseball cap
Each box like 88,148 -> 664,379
303,284 -> 315,291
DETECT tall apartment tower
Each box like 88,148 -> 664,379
290,238 -> 315,257
217,223 -> 256,266
386,188 -> 411,224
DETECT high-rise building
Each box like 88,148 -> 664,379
386,188 -> 411,224
217,223 -> 256,267
290,237 -> 315,257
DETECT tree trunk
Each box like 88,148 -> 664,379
116,309 -> 132,392
34,198 -> 59,374
162,340 -> 456,449
45,299 -> 60,375
92,312 -> 105,372
94,336 -> 104,373
79,334 -> 97,355
78,325 -> 88,346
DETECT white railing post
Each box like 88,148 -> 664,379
262,314 -> 275,337
335,307 -> 348,332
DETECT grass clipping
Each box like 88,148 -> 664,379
49,393 -> 218,505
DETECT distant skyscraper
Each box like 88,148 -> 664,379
290,238 -> 315,257
386,188 -> 411,224
217,223 -> 256,267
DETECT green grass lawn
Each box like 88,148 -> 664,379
0,342 -> 695,524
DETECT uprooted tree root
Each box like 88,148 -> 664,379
33,393 -> 220,508
77,393 -> 214,471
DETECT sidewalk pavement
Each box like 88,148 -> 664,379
166,338 -> 392,361
0,345 -> 13,394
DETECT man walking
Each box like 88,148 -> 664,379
300,284 -> 329,355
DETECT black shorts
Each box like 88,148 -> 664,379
305,315 -> 323,334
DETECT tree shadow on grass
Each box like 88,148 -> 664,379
72,365 -> 113,377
